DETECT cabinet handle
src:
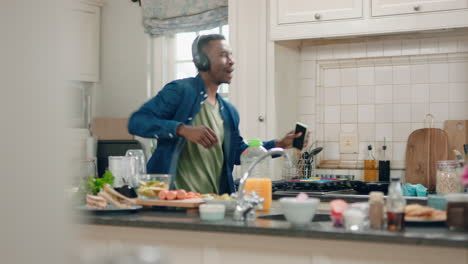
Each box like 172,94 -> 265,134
413,5 -> 421,11
314,13 -> 321,20
258,115 -> 265,122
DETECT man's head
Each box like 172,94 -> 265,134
192,34 -> 235,85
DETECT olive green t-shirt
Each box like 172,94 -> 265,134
174,101 -> 224,193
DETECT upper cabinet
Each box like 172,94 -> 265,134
372,0 -> 468,17
270,0 -> 468,40
277,0 -> 363,24
66,0 -> 102,82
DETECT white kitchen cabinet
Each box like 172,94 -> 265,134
66,0 -> 101,82
276,0 -> 363,24
372,0 -> 468,17
269,0 -> 468,40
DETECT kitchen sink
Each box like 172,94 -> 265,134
257,213 -> 331,222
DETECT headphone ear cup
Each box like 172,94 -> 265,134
199,53 -> 210,71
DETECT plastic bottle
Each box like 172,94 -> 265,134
369,191 -> 384,229
386,176 -> 406,231
240,139 -> 272,211
364,145 -> 377,182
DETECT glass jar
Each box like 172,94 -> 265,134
436,160 -> 463,194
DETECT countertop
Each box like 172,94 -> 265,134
79,201 -> 468,249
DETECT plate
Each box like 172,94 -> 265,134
78,205 -> 142,214
404,217 -> 446,226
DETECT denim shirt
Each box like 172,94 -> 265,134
128,74 -> 276,194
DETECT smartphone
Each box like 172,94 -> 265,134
292,122 -> 308,150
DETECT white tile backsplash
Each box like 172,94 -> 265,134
429,103 -> 449,122
357,67 -> 375,85
340,86 -> 358,105
429,83 -> 449,103
300,33 -> 468,168
340,68 -> 358,86
393,103 -> 412,122
324,87 -> 341,105
323,68 -> 341,87
324,105 -> 341,123
341,105 -> 357,123
393,84 -> 412,103
375,123 -> 393,141
449,102 -> 468,119
358,85 -> 375,104
375,104 -> 393,123
411,83 -> 429,103
449,83 -> 468,103
429,63 -> 449,83
393,65 -> 411,84
375,85 -> 393,104
411,103 -> 429,122
449,62 -> 468,82
358,123 -> 375,142
392,123 -> 412,142
324,124 -> 340,141
375,66 -> 393,85
410,64 -> 429,84
358,104 -> 375,123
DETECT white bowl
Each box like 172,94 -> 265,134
199,204 -> 226,221
279,197 -> 320,226
205,199 -> 237,214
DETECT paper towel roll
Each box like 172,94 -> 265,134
86,136 -> 97,160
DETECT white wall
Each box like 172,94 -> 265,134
95,0 -> 148,118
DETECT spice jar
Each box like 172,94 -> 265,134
446,193 -> 468,231
436,160 -> 463,194
369,191 -> 384,229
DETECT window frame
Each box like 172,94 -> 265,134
148,24 -> 229,100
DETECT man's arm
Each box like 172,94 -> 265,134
128,83 -> 183,140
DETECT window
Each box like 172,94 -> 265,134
173,25 -> 230,99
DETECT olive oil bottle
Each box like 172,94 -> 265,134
364,145 -> 377,182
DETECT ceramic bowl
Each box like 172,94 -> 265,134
279,197 -> 320,226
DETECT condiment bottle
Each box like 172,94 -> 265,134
386,176 -> 406,231
378,138 -> 390,182
369,191 -> 384,229
364,145 -> 377,182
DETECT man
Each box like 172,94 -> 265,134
128,34 -> 303,194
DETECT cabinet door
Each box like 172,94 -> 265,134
372,0 -> 468,16
67,3 -> 100,82
276,0 -> 363,24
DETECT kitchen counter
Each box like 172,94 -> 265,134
79,202 -> 466,249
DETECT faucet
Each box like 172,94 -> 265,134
233,147 -> 292,221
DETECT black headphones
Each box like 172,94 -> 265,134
192,35 -> 210,72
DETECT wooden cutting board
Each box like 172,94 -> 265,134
405,128 -> 448,192
444,120 -> 468,160
136,198 -> 205,208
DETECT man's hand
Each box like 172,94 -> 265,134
176,124 -> 219,148
275,130 -> 310,149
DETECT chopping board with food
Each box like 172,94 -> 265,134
135,189 -> 205,208
444,120 -> 468,160
405,127 -> 448,192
